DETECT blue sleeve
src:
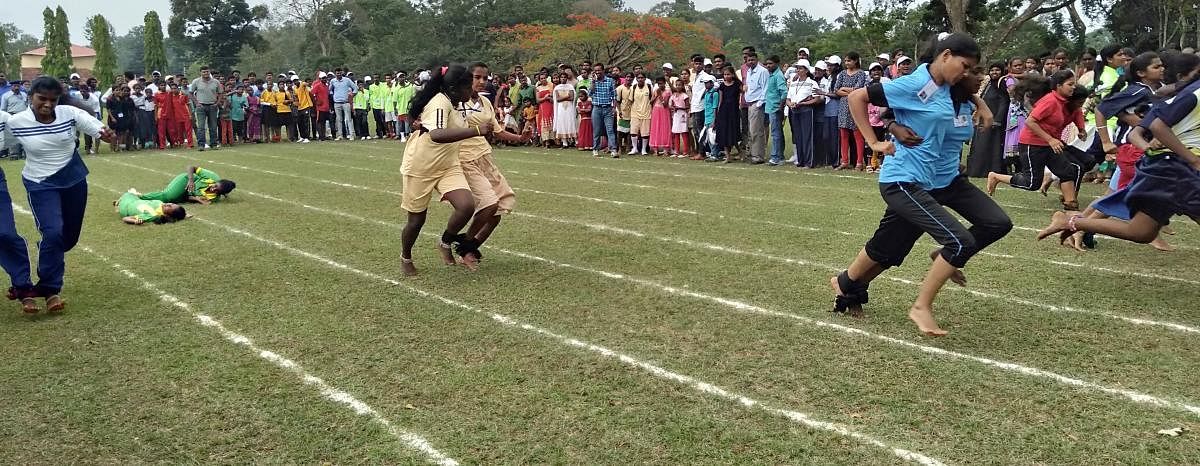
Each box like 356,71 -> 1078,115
1098,87 -> 1150,118
879,72 -> 925,111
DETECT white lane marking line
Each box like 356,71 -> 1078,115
93,178 -> 1200,422
164,150 -> 1200,278
11,204 -> 456,465
100,155 -> 1200,288
510,212 -> 1200,335
101,157 -> 1200,312
134,200 -> 942,466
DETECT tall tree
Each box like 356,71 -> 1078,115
40,7 -> 71,78
54,7 -> 73,71
86,15 -> 117,88
490,13 -> 721,70
168,0 -> 269,71
1,23 -> 39,78
0,26 -> 10,77
143,11 -> 168,75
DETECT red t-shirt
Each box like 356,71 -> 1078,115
170,93 -> 192,120
1018,91 -> 1084,146
153,92 -> 173,120
311,80 -> 330,112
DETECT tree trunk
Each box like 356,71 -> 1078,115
942,0 -> 968,33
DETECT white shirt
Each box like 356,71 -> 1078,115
145,83 -> 160,95
786,77 -> 817,104
690,70 -> 713,113
816,77 -> 832,104
81,93 -> 101,116
6,106 -> 104,182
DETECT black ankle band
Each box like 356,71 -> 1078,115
833,271 -> 869,313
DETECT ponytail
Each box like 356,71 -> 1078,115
1109,52 -> 1159,97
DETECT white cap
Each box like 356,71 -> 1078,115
826,55 -> 842,65
798,47 -> 810,55
794,59 -> 811,70
703,58 -> 713,66
700,75 -> 716,83
364,75 -> 372,82
151,70 -> 161,76
69,73 -> 80,79
814,60 -> 828,71
318,71 -> 327,78
877,53 -> 891,61
869,62 -> 883,71
897,56 -> 913,65
662,63 -> 674,70
418,70 -> 431,82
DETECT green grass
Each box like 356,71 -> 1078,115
1,139 -> 1198,464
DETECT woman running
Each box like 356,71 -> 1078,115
5,77 -> 115,313
832,33 -> 1009,336
456,62 -> 535,270
400,64 -> 482,277
1038,74 -> 1200,247
986,70 -> 1088,210
138,166 -> 236,205
116,191 -> 187,225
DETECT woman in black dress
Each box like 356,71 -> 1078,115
965,62 -> 1010,177
714,66 -> 743,163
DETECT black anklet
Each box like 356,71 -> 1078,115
833,271 -> 869,314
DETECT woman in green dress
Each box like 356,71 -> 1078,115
116,191 -> 187,225
139,166 -> 236,205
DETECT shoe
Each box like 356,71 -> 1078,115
198,145 -> 207,152
611,152 -> 620,159
212,145 -> 220,150
299,138 -> 310,144
750,157 -> 765,165
627,149 -> 637,155
785,156 -> 797,164
400,136 -> 407,142
592,150 -> 599,157
767,160 -> 780,166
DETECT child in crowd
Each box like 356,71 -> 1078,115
169,84 -> 194,148
218,91 -> 233,146
246,91 -> 262,143
107,86 -> 136,152
577,90 -> 593,151
650,76 -> 672,155
521,105 -> 538,145
139,87 -> 157,149
670,79 -> 690,157
499,95 -> 517,133
153,84 -> 173,149
866,65 -> 888,173
229,86 -> 249,143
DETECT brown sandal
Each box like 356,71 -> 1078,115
45,295 -> 65,314
20,298 -> 39,314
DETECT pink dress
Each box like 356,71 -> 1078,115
649,89 -> 673,150
670,92 -> 689,133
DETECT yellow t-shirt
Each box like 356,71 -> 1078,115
631,85 -> 651,120
400,93 -> 468,177
459,97 -> 503,163
616,85 -> 633,120
294,83 -> 314,110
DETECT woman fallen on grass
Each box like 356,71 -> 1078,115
830,33 -> 1010,337
453,62 -> 535,271
399,64 -> 482,277
137,166 -> 236,205
3,76 -> 116,314
116,191 -> 188,225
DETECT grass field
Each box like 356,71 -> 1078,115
1,140 -> 1198,464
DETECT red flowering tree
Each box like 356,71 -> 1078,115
489,13 -> 721,72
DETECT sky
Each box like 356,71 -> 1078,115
9,0 -> 846,45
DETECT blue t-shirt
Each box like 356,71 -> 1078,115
1140,78 -> 1200,153
876,64 -> 966,190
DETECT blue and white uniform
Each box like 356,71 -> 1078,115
0,111 -> 34,297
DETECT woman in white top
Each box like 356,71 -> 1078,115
552,72 -> 578,147
785,60 -> 821,168
3,77 -> 114,313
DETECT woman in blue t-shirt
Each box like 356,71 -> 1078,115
830,33 -> 1012,337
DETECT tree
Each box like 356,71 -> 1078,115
1,23 -> 39,77
144,11 -> 168,75
40,7 -> 72,78
55,7 -> 73,71
490,13 -> 721,71
0,26 -> 10,77
86,15 -> 117,88
115,26 -> 146,75
168,0 -> 269,71
987,0 -> 1076,58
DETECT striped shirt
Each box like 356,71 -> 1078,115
6,105 -> 104,184
591,76 -> 615,106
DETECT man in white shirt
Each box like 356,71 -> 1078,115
687,54 -> 712,159
742,52 -> 769,164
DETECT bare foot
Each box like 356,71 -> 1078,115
1161,226 -> 1177,236
44,295 -> 65,314
436,242 -> 457,266
829,276 -> 865,318
929,249 -> 966,286
1037,211 -> 1071,241
461,252 -> 481,271
908,305 -> 948,337
401,259 -> 419,277
1063,231 -> 1087,252
985,172 -> 1000,196
1150,237 -> 1176,252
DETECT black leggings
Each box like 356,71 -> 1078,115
865,177 -> 1013,269
1009,143 -> 1084,193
